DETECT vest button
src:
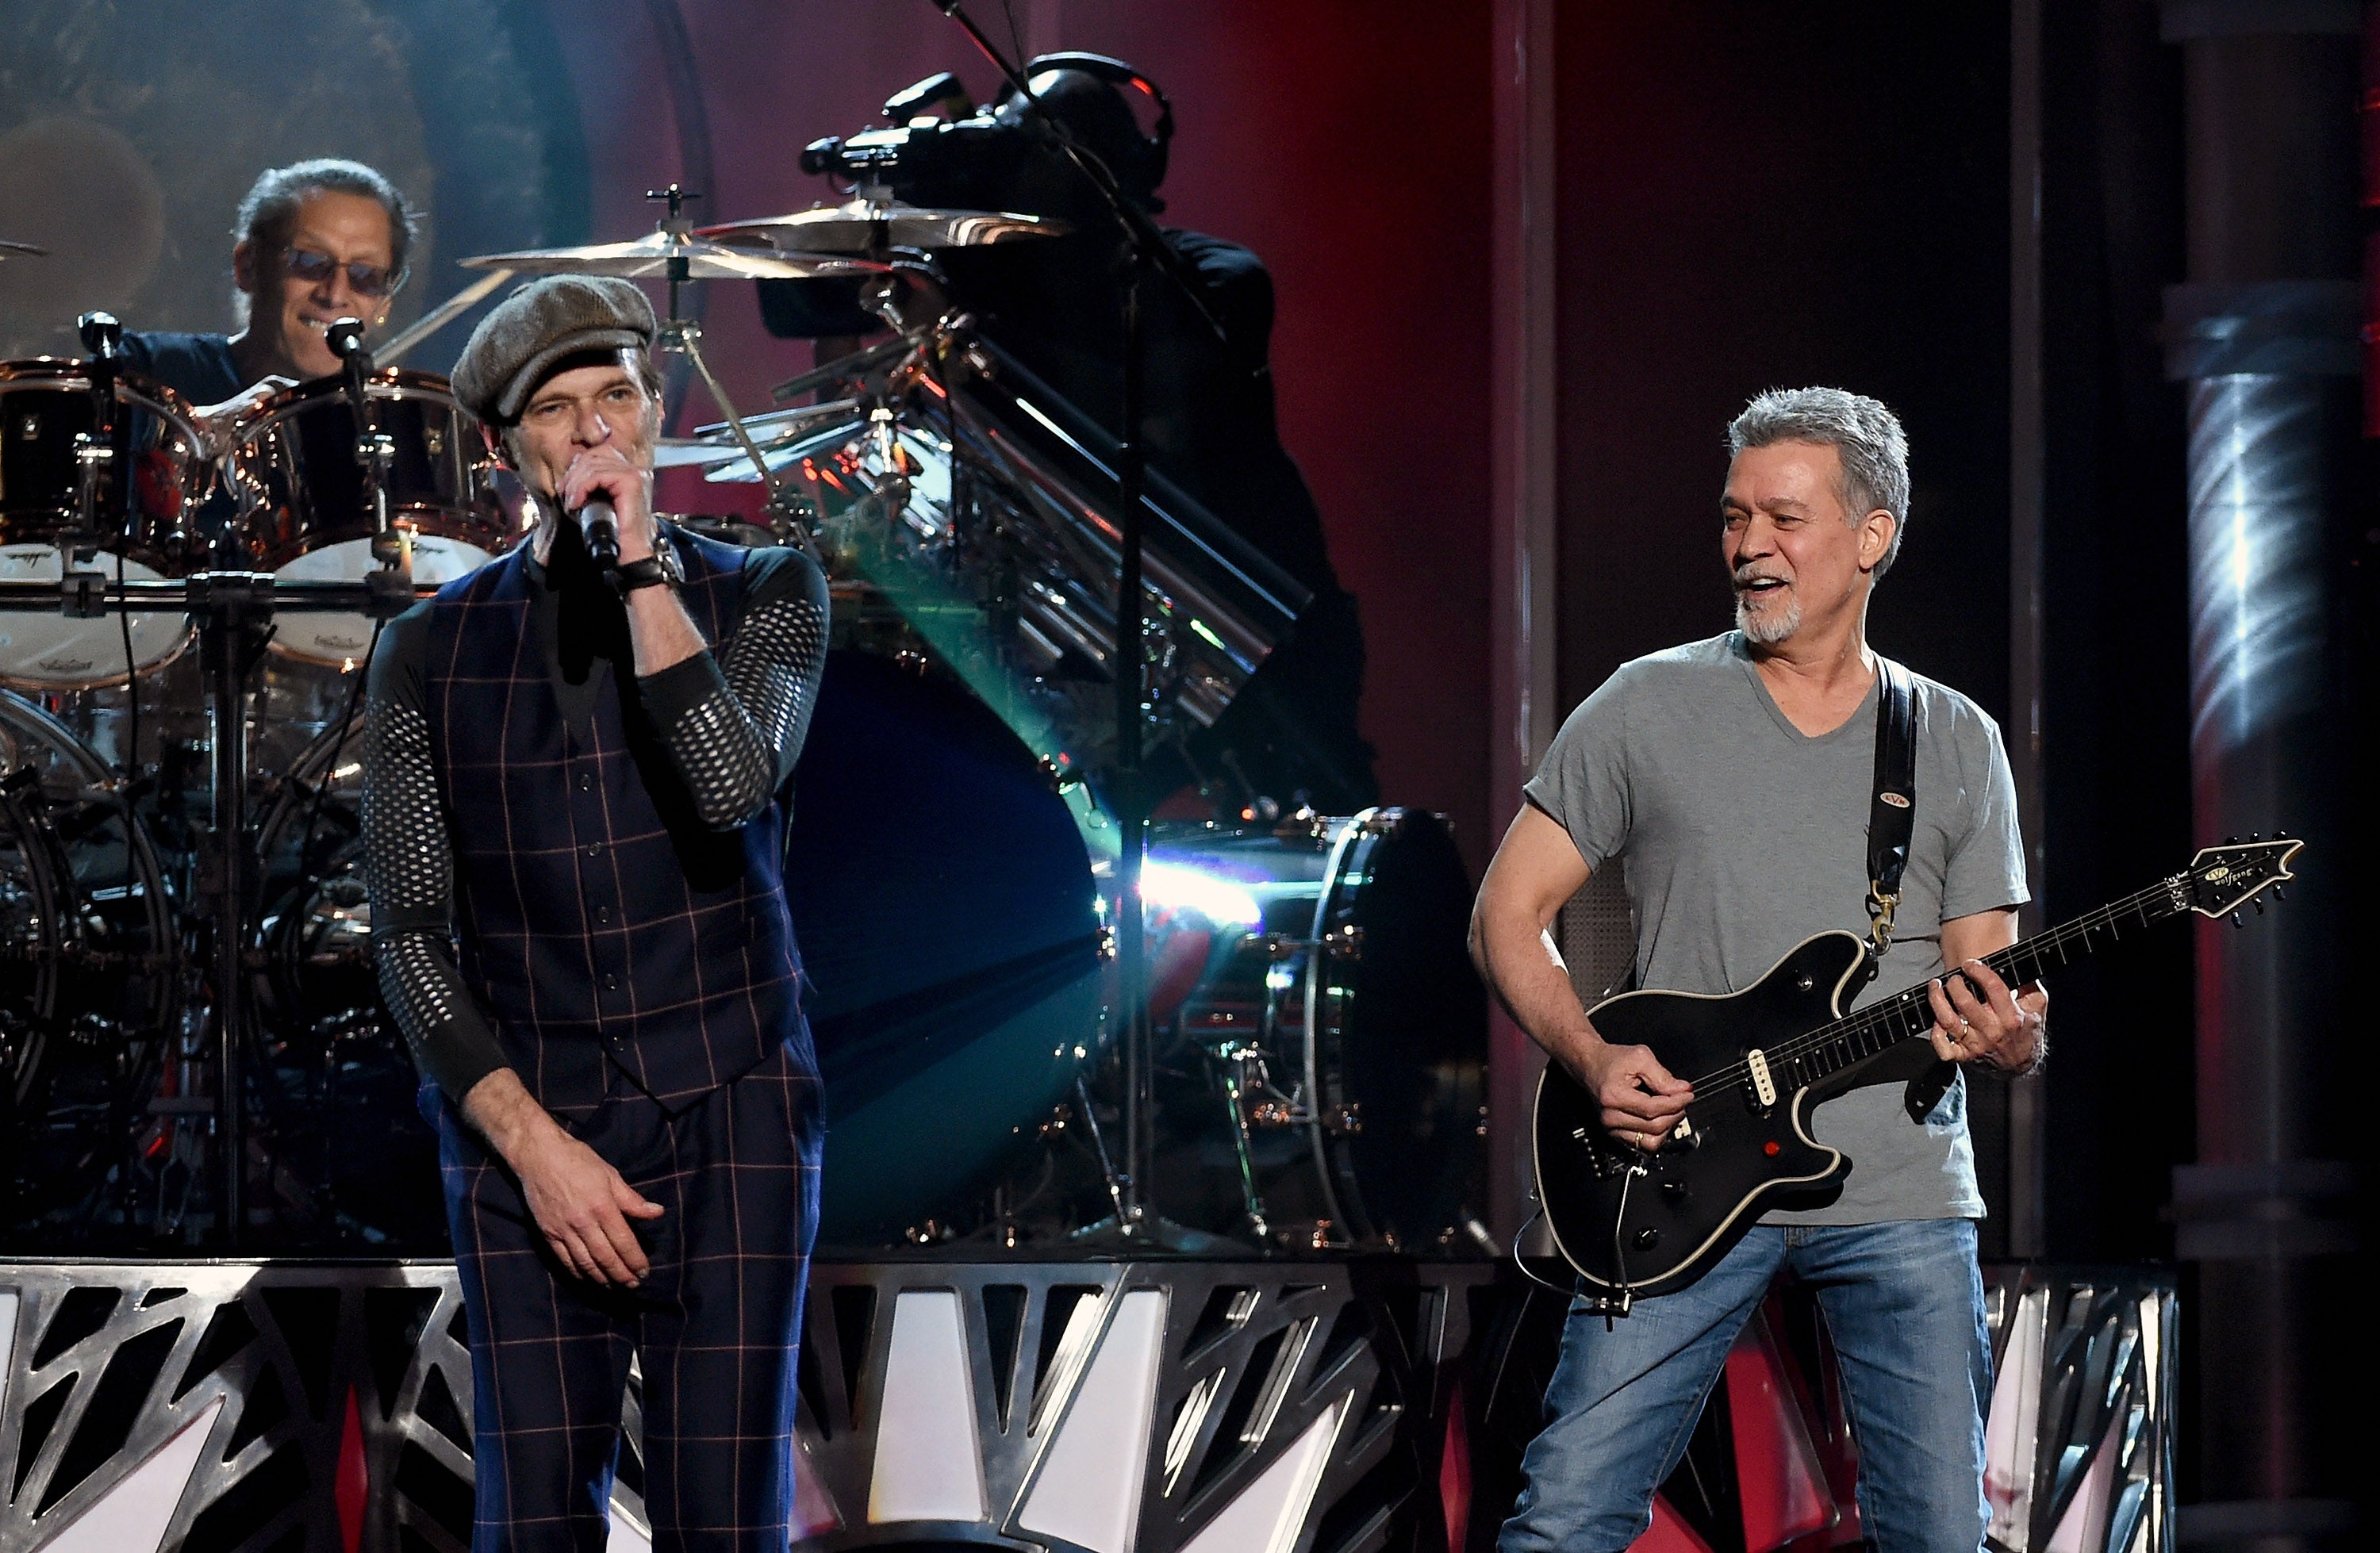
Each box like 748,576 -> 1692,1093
602,973 -> 620,991
595,905 -> 612,925
578,773 -> 594,792
585,842 -> 604,857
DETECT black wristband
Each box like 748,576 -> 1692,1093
610,555 -> 678,595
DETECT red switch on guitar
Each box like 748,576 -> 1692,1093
1763,1141 -> 1781,1157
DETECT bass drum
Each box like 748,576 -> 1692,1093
786,649 -> 1107,1246
0,692 -> 177,1243
1146,809 -> 1488,1250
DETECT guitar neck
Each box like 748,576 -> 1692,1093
1795,877 -> 2187,1084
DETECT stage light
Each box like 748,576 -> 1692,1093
1138,860 -> 1261,927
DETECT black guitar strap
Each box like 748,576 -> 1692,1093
1865,656 -> 1917,957
1864,657 -> 1960,1120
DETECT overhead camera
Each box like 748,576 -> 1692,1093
799,71 -> 1032,203
798,56 -> 1172,213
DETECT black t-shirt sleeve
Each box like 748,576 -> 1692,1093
119,331 -> 246,407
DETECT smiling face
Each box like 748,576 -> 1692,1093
232,190 -> 397,380
1721,440 -> 1896,647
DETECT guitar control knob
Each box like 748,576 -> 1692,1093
1633,1227 -> 1660,1249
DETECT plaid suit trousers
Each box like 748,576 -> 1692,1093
434,1041 -> 822,1551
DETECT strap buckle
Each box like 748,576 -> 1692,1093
1866,882 -> 1899,956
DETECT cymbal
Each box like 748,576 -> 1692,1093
700,199 -> 1066,254
0,240 -> 49,259
652,399 -> 864,470
459,230 -> 887,282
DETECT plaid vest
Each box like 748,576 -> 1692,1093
420,527 -> 808,1114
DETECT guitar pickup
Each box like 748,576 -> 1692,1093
1745,1049 -> 1778,1111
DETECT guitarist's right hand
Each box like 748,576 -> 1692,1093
1571,1040 -> 1694,1151
1470,807 -> 1695,1151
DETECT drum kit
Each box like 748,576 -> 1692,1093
0,174 -> 1484,1256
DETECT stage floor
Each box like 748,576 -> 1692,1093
0,1254 -> 2168,1553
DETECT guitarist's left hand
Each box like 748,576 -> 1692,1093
1925,958 -> 2046,1072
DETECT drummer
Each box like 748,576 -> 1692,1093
123,158 -> 417,411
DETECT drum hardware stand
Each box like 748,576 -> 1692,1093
0,562 -> 423,1247
60,313 -> 129,619
1069,1073 -> 1130,1229
327,318 -> 419,611
931,0 -> 1238,1248
1214,1049 -> 1273,1242
645,185 -> 827,566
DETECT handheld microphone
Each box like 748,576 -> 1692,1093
575,498 -> 621,569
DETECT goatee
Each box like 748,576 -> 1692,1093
1736,592 -> 1801,644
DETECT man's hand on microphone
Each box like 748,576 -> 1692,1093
559,443 -> 658,565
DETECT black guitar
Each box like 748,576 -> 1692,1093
1534,838 -> 2301,1302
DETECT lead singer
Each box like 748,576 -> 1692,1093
361,274 -> 830,1551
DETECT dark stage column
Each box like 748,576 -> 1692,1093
1487,0 -> 1559,1247
2159,3 -> 2359,1547
2008,0 -> 2049,1259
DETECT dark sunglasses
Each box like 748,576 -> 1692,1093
282,246 -> 407,298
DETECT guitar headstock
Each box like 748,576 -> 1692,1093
2181,835 -> 2303,918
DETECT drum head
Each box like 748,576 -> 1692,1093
786,650 -> 1105,1245
0,545 -> 191,688
269,533 -> 495,666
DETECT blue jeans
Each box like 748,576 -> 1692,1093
1499,1219 -> 1991,1553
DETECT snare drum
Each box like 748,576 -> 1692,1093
0,360 -> 207,689
227,370 -> 513,665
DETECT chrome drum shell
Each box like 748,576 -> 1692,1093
225,370 -> 516,667
0,359 -> 209,689
1146,808 -> 1487,1248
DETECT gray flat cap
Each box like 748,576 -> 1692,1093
450,275 -> 657,424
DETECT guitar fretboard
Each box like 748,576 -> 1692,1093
1684,876 -> 2187,1095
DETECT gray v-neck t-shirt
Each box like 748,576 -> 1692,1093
1523,631 -> 2027,1223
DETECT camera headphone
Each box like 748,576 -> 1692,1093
1017,52 -> 1174,197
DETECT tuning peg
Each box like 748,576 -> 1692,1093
2274,885 -> 2286,901
2275,830 -> 2289,838
2255,900 -> 2265,915
2225,835 -> 2239,844
2251,833 -> 2262,842
2232,912 -> 2245,928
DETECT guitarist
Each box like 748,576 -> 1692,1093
1472,387 -> 2046,1552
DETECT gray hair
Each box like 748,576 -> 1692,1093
1726,387 -> 1910,577
231,159 -> 419,324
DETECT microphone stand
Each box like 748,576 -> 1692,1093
927,0 -> 1239,1251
